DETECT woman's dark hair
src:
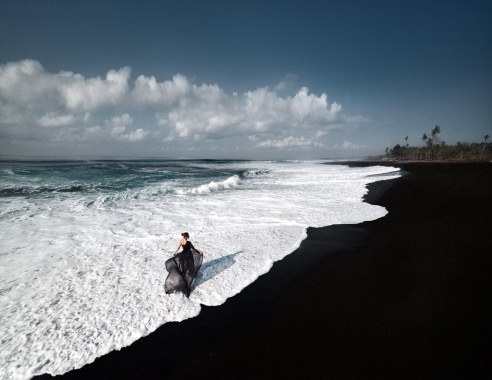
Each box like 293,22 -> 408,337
181,232 -> 189,237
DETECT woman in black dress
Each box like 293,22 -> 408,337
165,232 -> 203,297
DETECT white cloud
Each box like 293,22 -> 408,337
85,125 -> 101,134
290,87 -> 341,122
111,125 -> 126,136
0,61 -> 342,141
0,59 -> 367,157
256,136 -> 323,149
104,113 -> 148,142
0,60 -> 54,106
121,128 -> 149,142
59,67 -> 131,111
107,113 -> 133,137
0,60 -> 131,113
337,141 -> 368,150
109,113 -> 133,127
37,112 -> 75,127
156,85 -> 342,140
132,74 -> 190,106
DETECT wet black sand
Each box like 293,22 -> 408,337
39,162 -> 492,379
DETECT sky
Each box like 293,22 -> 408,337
0,0 -> 491,160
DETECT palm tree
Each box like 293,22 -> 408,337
431,125 -> 441,139
430,125 -> 441,159
421,125 -> 443,159
421,133 -> 428,160
404,135 -> 409,147
482,134 -> 490,159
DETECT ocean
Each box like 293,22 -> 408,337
0,159 -> 400,379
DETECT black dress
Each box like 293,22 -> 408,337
165,241 -> 203,297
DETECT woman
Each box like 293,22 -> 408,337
165,232 -> 203,297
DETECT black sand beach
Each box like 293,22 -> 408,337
39,162 -> 492,380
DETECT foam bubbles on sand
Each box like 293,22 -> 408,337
0,161 -> 399,379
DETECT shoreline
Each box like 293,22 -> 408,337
38,162 -> 492,379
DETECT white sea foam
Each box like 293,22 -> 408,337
0,161 -> 400,379
177,175 -> 241,194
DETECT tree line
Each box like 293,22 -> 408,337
382,126 -> 491,161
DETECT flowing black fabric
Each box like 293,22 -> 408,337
165,241 -> 203,297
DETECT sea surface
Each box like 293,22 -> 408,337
0,159 -> 399,379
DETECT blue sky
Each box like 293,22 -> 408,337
0,0 -> 490,159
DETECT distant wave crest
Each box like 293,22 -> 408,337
242,169 -> 270,177
0,185 -> 86,197
178,175 -> 241,195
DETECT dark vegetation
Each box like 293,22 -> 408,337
378,126 -> 491,161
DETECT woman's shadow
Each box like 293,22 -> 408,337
193,251 -> 243,288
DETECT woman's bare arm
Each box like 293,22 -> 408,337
174,240 -> 183,255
